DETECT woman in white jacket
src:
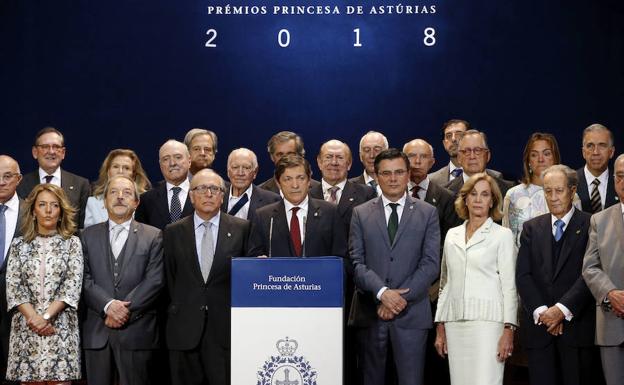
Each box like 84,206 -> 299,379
434,172 -> 518,385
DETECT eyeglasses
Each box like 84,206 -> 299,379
458,147 -> 488,156
191,184 -> 223,196
0,173 -> 20,183
36,144 -> 64,152
378,169 -> 408,178
229,165 -> 255,173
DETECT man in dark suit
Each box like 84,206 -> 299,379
16,127 -> 90,228
248,154 -> 346,258
221,148 -> 280,222
349,131 -> 388,196
164,169 -> 250,385
184,128 -> 219,178
445,129 -> 514,199
258,131 -> 321,194
516,164 -> 597,385
81,175 -> 164,385
576,124 -> 618,213
0,155 -> 23,382
135,140 -> 194,230
350,148 -> 440,385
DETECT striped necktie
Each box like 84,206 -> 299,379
590,179 -> 602,213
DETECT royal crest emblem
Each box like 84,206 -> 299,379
257,337 -> 317,385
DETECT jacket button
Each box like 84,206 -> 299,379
385,279 -> 390,283
390,258 -> 394,262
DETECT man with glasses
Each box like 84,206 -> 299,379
429,119 -> 502,187
350,131 -> 389,196
350,148 -> 440,385
17,127 -> 91,227
135,140 -> 193,230
164,169 -> 250,385
583,154 -> 624,385
576,123 -> 618,213
220,148 -> 280,221
445,129 -> 514,198
183,128 -> 219,178
0,155 -> 24,381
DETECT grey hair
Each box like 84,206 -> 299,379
541,164 -> 578,189
359,131 -> 389,151
227,148 -> 258,169
104,175 -> 140,201
583,123 -> 614,147
184,128 -> 218,153
459,129 -> 490,150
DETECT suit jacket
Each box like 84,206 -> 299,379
516,210 -> 595,348
17,169 -> 90,228
81,220 -> 164,350
164,213 -> 250,350
445,170 -> 515,199
429,165 -> 502,187
220,184 -> 281,222
258,176 -> 321,194
576,167 -> 619,213
247,198 -> 347,259
135,181 -> 194,230
350,196 -> 440,329
582,203 -> 624,346
348,174 -> 366,185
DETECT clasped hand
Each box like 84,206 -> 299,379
538,306 -> 564,336
607,290 -> 624,318
377,288 -> 410,321
105,300 -> 131,329
27,314 -> 55,336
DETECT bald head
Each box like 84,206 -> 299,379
359,131 -> 389,176
0,155 -> 22,203
227,148 -> 259,195
403,139 -> 435,184
317,139 -> 352,185
158,140 -> 191,185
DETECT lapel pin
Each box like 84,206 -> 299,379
227,232 -> 231,237
69,186 -> 74,190
432,198 -> 437,203
133,228 -> 138,233
349,198 -> 354,202
314,212 -> 319,217
410,205 -> 414,210
576,229 -> 580,234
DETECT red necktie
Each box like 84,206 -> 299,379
411,185 -> 421,199
290,207 -> 302,256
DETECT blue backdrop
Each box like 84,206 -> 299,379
1,0 -> 623,183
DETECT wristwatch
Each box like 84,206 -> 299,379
43,312 -> 52,321
504,323 -> 518,331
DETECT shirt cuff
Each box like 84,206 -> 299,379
103,299 -> 114,315
533,305 -> 548,324
555,303 -> 573,321
376,287 -> 388,301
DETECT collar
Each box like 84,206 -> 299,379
584,165 -> 609,185
1,192 -> 19,212
38,167 -> 61,181
620,203 -> 624,215
194,210 -> 220,230
381,192 -> 407,207
449,160 -> 461,172
551,206 -> 575,228
408,177 -> 430,192
166,178 -> 190,193
108,218 -> 132,232
363,171 -> 375,184
321,178 -> 347,193
284,196 -> 309,212
229,183 -> 253,200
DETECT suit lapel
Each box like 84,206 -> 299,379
606,176 -> 620,206
181,216 -> 205,284
534,215 -> 554,280
576,171 -> 590,212
207,214 -> 229,283
220,188 -> 230,213
424,183 -> 439,206
304,200 -> 323,256
156,184 -> 172,224
553,210 -> 583,280
465,217 -> 493,249
95,222 -> 115,284
391,197 -> 416,248
60,169 -> 78,202
337,182 -> 357,217
273,201 -> 295,256
117,221 -> 140,282
373,198 -> 392,249
610,205 -> 624,254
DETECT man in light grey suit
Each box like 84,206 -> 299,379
583,154 -> 624,385
350,148 -> 440,385
81,175 -> 164,385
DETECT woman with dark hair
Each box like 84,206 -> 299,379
84,148 -> 151,227
5,184 -> 83,384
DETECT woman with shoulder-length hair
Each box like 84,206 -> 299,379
434,172 -> 518,385
5,184 -> 83,384
84,148 -> 151,228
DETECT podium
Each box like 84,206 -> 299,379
231,257 -> 343,385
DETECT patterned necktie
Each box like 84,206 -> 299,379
170,186 -> 182,222
110,225 -> 125,259
450,168 -> 463,179
590,178 -> 602,213
328,186 -> 339,204
290,207 -> 302,256
388,203 -> 399,244
554,219 -> 565,242
200,221 -> 214,282
411,185 -> 422,199
228,193 -> 249,216
0,204 -> 7,263
44,175 -> 54,184
368,180 -> 378,197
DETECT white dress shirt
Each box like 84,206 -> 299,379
583,166 -> 609,209
408,178 -> 430,200
284,196 -> 309,244
377,192 -> 407,299
363,171 -> 382,196
321,179 -> 347,203
194,211 -> 220,267
38,167 -> 61,187
2,193 -> 19,259
227,184 -> 253,220
166,179 -> 190,211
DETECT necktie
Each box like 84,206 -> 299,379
290,207 -> 302,256
110,225 -> 125,259
228,193 -> 249,216
170,186 -> 182,222
200,221 -> 214,282
368,180 -> 378,197
411,185 -> 422,199
554,219 -> 565,242
388,203 -> 399,244
590,178 -> 602,213
328,186 -> 339,204
450,168 -> 463,179
0,205 -> 7,264
44,175 -> 54,184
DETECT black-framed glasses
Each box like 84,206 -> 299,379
458,147 -> 488,156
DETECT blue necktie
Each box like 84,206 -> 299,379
170,186 -> 182,222
450,168 -> 463,178
228,193 -> 249,216
554,219 -> 565,242
0,204 -> 7,264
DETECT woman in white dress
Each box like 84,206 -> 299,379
434,173 -> 518,385
84,149 -> 151,227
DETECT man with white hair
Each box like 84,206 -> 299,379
349,131 -> 389,195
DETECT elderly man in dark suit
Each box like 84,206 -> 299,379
135,140 -> 194,230
0,155 -> 24,381
516,165 -> 597,385
349,131 -> 389,196
164,169 -> 250,385
350,148 -> 440,385
221,148 -> 280,221
248,154 -> 346,258
16,127 -> 90,228
81,175 -> 164,385
576,124 -> 618,213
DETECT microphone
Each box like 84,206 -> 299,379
268,217 -> 273,258
301,215 -> 307,257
